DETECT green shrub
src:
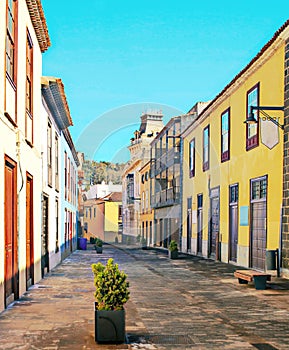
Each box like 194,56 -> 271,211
95,238 -> 103,247
91,258 -> 130,311
140,237 -> 147,247
169,240 -> 178,252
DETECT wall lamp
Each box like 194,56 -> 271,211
167,135 -> 181,139
129,196 -> 141,201
244,105 -> 284,130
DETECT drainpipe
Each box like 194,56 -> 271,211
16,130 -> 24,295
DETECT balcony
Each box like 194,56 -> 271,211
152,146 -> 181,176
151,186 -> 180,209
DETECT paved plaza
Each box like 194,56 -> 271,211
1,244 -> 289,349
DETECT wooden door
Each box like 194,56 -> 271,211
197,194 -> 203,254
250,177 -> 267,270
229,184 -> 238,262
69,211 -> 73,252
187,198 -> 192,252
26,174 -> 34,288
251,201 -> 267,270
41,195 -> 49,277
209,187 -> 220,259
4,156 -> 18,306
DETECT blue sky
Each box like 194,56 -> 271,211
41,0 -> 288,163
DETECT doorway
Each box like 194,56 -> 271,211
26,173 -> 34,288
229,184 -> 238,262
250,176 -> 267,270
197,194 -> 203,255
187,197 -> 192,252
41,195 -> 49,277
4,156 -> 18,307
209,187 -> 220,259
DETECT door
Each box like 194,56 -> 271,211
41,195 -> 49,277
69,211 -> 73,252
209,187 -> 220,259
197,194 -> 203,254
250,177 -> 267,270
163,219 -> 168,248
229,184 -> 238,262
187,197 -> 192,252
26,174 -> 34,288
4,156 -> 18,306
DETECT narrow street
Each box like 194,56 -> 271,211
1,244 -> 289,349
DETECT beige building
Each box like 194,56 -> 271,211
122,111 -> 164,243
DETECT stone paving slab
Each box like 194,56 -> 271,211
1,244 -> 289,349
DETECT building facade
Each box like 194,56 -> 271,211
122,111 -> 164,243
140,161 -> 154,246
61,128 -> 79,260
150,110 -> 201,248
0,0 -> 50,311
41,77 -> 79,272
83,192 -> 122,243
181,20 -> 288,272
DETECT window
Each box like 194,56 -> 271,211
229,184 -> 238,203
189,138 -> 195,177
55,136 -> 59,191
118,205 -> 122,221
203,125 -> 210,171
47,123 -> 52,186
26,30 -> 33,143
55,199 -> 59,253
64,152 -> 67,200
127,174 -> 134,204
221,108 -> 230,162
67,157 -> 70,202
6,0 -> 16,81
251,177 -> 267,200
246,83 -> 259,150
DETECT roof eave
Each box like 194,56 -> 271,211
26,0 -> 51,52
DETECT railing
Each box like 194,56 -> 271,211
151,187 -> 180,208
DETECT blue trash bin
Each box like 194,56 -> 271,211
79,237 -> 87,250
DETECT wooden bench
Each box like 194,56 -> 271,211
234,270 -> 271,290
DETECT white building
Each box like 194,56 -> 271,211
84,181 -> 122,200
60,128 -> 79,260
0,0 -> 50,311
41,77 -> 79,271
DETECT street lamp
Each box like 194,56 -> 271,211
244,105 -> 284,130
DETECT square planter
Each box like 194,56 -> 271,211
169,250 -> 178,259
95,246 -> 103,254
95,305 -> 125,343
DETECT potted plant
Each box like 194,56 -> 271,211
140,236 -> 147,250
94,238 -> 103,254
90,237 -> 96,244
91,258 -> 130,343
169,240 -> 178,259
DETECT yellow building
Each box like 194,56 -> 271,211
181,20 -> 288,271
140,161 -> 154,246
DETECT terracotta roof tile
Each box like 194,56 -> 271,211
26,0 -> 51,52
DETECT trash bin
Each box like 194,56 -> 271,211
266,249 -> 277,270
79,237 -> 87,250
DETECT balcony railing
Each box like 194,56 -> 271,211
152,146 -> 181,176
151,186 -> 180,208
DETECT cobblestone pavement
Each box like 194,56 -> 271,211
1,244 -> 289,350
